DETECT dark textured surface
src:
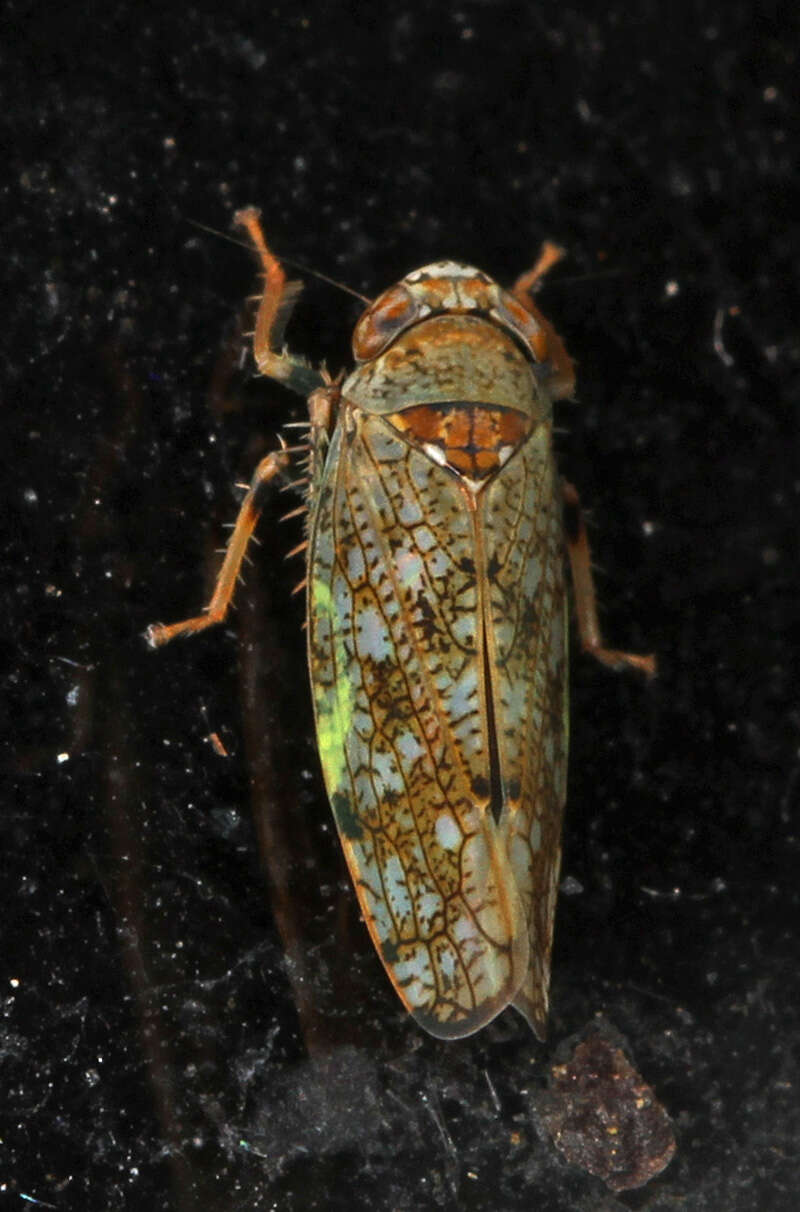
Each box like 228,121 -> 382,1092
537,1022 -> 676,1192
4,2 -> 798,1209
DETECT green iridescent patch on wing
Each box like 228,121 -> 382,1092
310,575 -> 357,803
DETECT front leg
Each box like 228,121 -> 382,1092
148,209 -> 331,648
510,243 -> 576,401
234,207 -> 325,397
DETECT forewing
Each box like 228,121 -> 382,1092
482,422 -> 568,1038
308,412 -> 528,1038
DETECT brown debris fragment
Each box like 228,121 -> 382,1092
537,1028 -> 676,1191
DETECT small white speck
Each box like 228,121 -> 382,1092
57,752 -> 70,763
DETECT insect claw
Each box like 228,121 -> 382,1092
291,577 -> 308,597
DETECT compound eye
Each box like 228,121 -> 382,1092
352,284 -> 419,361
492,292 -> 548,362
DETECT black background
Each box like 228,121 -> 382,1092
4,2 -> 799,1209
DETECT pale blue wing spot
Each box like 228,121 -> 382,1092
435,812 -> 462,851
392,955 -> 435,1009
333,571 -> 353,623
346,542 -> 366,583
444,662 -> 479,719
352,707 -> 375,742
417,891 -> 443,931
398,496 -> 424,526
413,524 -> 437,553
395,550 -> 425,592
384,852 -> 414,925
426,546 -> 450,580
439,948 -> 457,983
396,731 -> 425,763
313,523 -> 335,567
372,748 -> 405,798
450,607 -> 478,648
408,457 -> 434,495
356,604 -> 392,662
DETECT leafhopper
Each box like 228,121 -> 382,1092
148,210 -> 654,1039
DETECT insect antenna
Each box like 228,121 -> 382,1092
187,217 -> 371,304
547,267 -> 625,286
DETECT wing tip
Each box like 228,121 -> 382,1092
511,989 -> 549,1041
411,1003 -> 508,1041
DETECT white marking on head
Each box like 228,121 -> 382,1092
405,261 -> 486,281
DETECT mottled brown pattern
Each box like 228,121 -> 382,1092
345,316 -> 537,415
483,427 -> 568,1037
308,382 -> 566,1037
309,413 -> 529,1036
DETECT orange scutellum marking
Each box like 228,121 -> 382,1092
389,404 -> 531,481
